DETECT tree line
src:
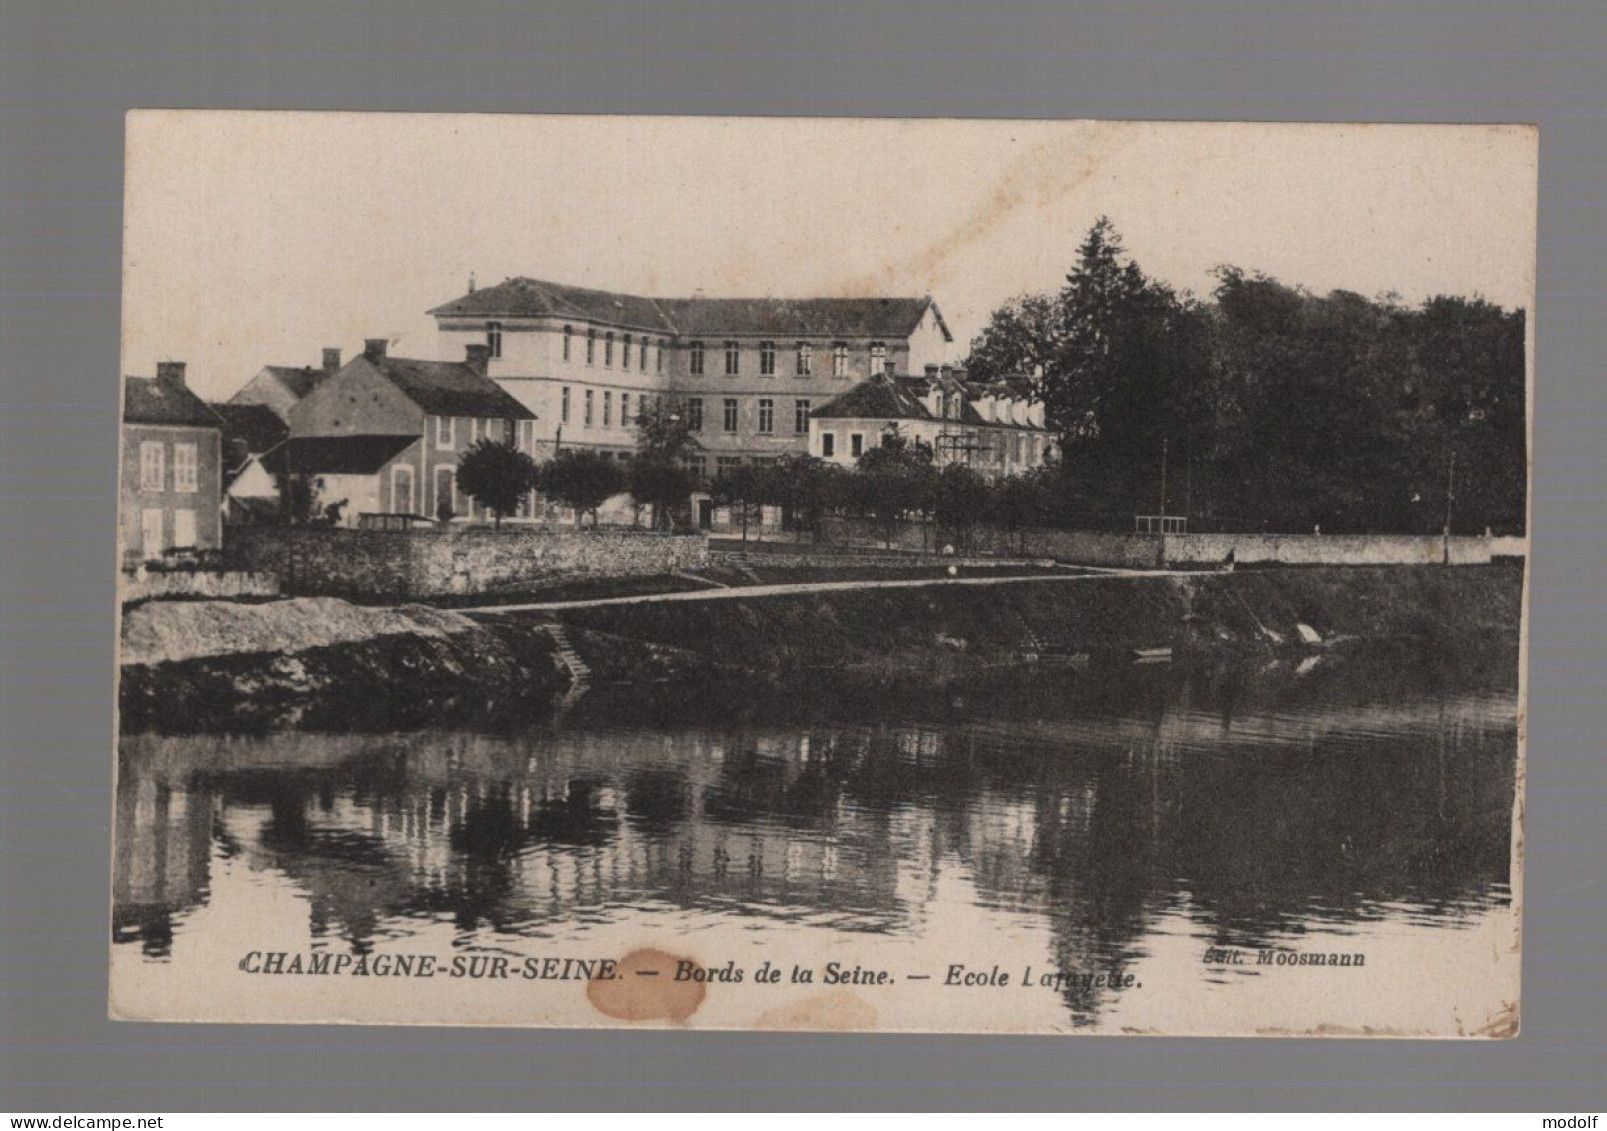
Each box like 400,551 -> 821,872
965,218 -> 1527,534
445,401 -> 1059,547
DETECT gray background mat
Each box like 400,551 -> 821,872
0,0 -> 1601,1112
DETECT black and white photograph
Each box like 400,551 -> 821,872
109,112 -> 1532,1036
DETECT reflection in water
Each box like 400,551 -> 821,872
113,648 -> 1519,1025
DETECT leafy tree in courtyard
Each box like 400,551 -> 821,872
627,395 -> 703,530
635,396 -> 700,462
628,456 -> 697,531
708,462 -> 767,545
987,470 -> 1053,552
854,431 -> 937,549
538,449 -> 627,529
932,463 -> 991,550
457,439 -> 540,529
768,453 -> 840,542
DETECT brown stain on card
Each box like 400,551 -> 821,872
836,126 -> 1123,299
586,947 -> 706,1023
1474,999 -> 1521,1040
751,989 -> 879,1032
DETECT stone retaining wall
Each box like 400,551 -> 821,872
225,526 -> 711,599
120,569 -> 280,603
820,517 -> 1163,567
1164,532 -> 1500,567
820,517 -> 1515,568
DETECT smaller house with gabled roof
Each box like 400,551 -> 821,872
280,338 -> 536,525
208,402 -> 292,522
121,362 -> 223,567
810,364 -> 1056,480
228,348 -> 344,422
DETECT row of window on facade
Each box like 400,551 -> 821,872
432,415 -> 534,450
483,320 -> 672,372
553,389 -> 674,431
556,389 -> 812,436
674,454 -> 780,477
487,320 -> 887,379
812,428 -> 1048,465
138,440 -> 202,493
685,338 -> 881,378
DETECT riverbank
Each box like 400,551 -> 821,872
541,563 -> 1522,684
119,597 -> 564,730
119,564 -> 1523,731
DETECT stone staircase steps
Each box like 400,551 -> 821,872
544,622 -> 592,687
719,551 -> 764,584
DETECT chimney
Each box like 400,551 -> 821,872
363,338 -> 388,361
464,343 -> 492,373
322,347 -> 342,375
156,361 -> 187,388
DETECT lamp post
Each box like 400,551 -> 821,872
1443,450 -> 1457,565
1158,438 -> 1169,526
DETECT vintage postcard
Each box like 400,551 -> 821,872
111,112 -> 1532,1036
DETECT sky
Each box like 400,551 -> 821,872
122,113 -> 1536,402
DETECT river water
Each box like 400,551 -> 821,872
112,645 -> 1521,1033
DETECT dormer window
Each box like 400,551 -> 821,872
486,321 -> 503,359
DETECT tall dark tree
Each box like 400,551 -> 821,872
1208,271 -> 1525,534
1041,218 -> 1213,523
964,292 -> 1060,385
1400,296 -> 1527,534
